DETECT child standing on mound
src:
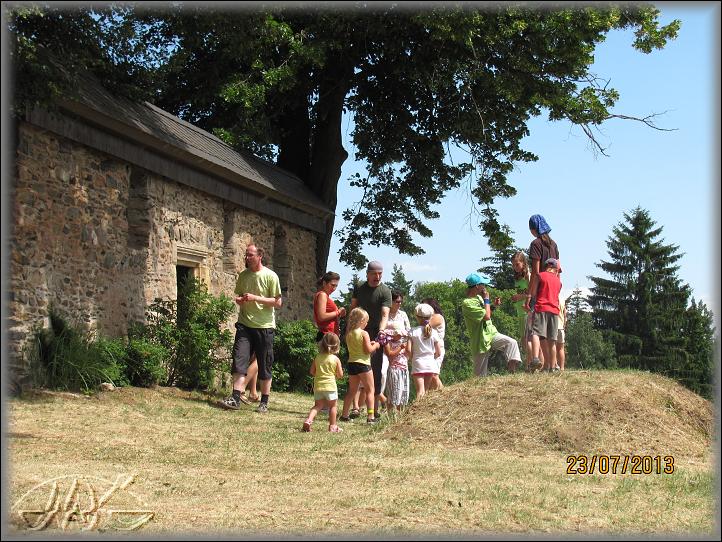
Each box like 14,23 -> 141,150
406,303 -> 441,400
339,307 -> 381,424
510,251 -> 536,373
384,321 -> 410,414
303,332 -> 344,433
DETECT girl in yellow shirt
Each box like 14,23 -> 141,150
339,308 -> 381,424
302,333 -> 344,433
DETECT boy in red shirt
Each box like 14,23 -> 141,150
530,258 -> 562,373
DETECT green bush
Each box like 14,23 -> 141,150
25,309 -> 125,393
131,277 -> 235,390
566,312 -> 617,369
95,336 -> 131,387
124,338 -> 168,387
273,320 -> 318,393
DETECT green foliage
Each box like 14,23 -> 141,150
478,224 -> 524,290
130,277 -> 235,390
25,309 -> 125,393
7,4 -> 680,268
94,336 -> 131,387
565,312 -> 618,369
123,338 -> 167,387
588,207 -> 714,396
673,299 -> 716,399
565,286 -> 592,320
272,320 -> 319,393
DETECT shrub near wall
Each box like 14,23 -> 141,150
25,309 -> 126,393
130,278 -> 235,390
273,320 -> 317,393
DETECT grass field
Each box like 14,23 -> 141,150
5,370 -> 717,537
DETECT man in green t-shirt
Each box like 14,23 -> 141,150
219,244 -> 282,413
461,273 -> 522,376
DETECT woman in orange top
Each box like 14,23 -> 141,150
313,272 -> 347,341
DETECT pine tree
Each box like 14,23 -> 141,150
338,272 -> 360,312
588,207 -> 690,372
387,264 -> 414,299
478,224 -> 522,290
678,299 -> 716,399
565,286 -> 592,321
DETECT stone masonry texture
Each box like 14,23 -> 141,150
9,122 -> 321,380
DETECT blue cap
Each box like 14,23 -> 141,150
465,273 -> 492,288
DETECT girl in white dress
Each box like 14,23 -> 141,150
406,303 -> 441,400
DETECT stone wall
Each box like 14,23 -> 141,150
8,122 -> 320,377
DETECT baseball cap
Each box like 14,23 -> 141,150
465,273 -> 492,288
544,258 -> 559,269
415,303 -> 434,319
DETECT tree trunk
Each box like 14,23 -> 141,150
308,59 -> 353,278
276,91 -> 311,183
274,56 -> 352,277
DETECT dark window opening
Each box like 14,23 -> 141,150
176,265 -> 194,325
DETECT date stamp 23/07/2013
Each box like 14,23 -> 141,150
566,455 -> 675,475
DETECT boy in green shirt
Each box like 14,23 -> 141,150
461,273 -> 522,376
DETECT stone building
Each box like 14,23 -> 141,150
8,82 -> 334,380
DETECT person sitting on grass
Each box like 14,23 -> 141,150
302,332 -> 345,433
461,273 -> 522,377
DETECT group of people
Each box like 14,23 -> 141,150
218,214 -> 566,434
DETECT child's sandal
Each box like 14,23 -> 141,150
329,425 -> 343,433
302,419 -> 312,432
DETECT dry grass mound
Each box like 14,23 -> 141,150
388,370 -> 713,459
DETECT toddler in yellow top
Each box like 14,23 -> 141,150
303,333 -> 344,433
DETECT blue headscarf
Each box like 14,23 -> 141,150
528,214 -> 551,236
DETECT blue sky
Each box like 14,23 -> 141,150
326,4 -> 720,327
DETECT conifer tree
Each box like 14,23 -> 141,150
565,286 -> 592,321
588,207 -> 690,371
678,299 -> 716,399
387,264 -> 414,301
478,224 -> 522,290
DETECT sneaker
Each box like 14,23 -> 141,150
530,358 -> 543,370
339,415 -> 351,422
302,420 -> 312,432
366,417 -> 379,425
329,425 -> 343,433
238,392 -> 251,405
256,402 -> 269,414
552,367 -> 561,373
218,395 -> 241,410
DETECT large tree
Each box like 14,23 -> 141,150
7,3 -> 680,274
587,207 -> 691,371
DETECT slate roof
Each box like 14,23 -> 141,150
57,81 -> 333,218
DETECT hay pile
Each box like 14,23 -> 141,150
387,370 -> 713,459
